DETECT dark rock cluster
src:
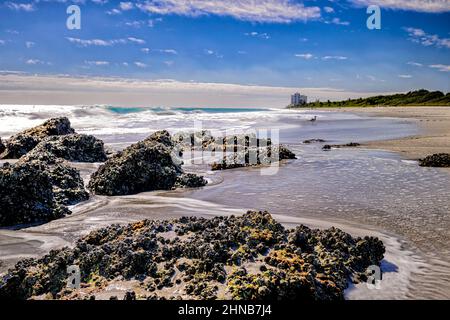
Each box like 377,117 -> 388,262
0,211 -> 385,300
419,153 -> 450,168
29,134 -> 108,163
173,131 -> 297,171
88,130 -> 207,196
303,139 -> 326,144
0,157 -> 88,227
0,117 -> 75,159
0,118 -> 107,163
0,137 -> 5,154
0,118 -> 111,227
211,144 -> 296,171
322,142 -> 361,151
0,123 -> 211,226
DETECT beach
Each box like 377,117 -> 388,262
322,107 -> 450,171
1,105 -> 449,299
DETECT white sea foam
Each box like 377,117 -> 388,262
0,104 -> 311,140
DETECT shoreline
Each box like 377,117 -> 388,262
320,106 -> 450,172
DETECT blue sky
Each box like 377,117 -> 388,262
0,0 -> 449,106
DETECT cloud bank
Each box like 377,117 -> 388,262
135,0 -> 321,23
349,0 -> 450,13
0,73 -> 395,107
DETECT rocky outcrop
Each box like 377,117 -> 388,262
173,132 -> 296,171
0,118 -> 103,227
303,139 -> 326,144
29,134 -> 107,163
211,144 -> 296,171
173,131 -> 296,171
0,138 -> 5,154
88,131 -> 206,196
0,157 -> 88,227
174,173 -> 208,189
46,160 -> 89,205
0,117 -> 75,159
322,142 -> 361,151
0,211 -> 385,300
419,153 -> 450,167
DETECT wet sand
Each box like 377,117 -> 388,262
322,106 -> 450,171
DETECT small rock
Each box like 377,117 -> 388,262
419,153 -> 450,168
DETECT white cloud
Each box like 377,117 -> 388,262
322,56 -> 348,60
119,2 -> 134,10
5,29 -> 19,34
136,0 -> 321,23
66,37 -> 115,46
324,6 -> 335,13
158,49 -> 177,54
85,60 -> 110,66
404,27 -> 450,49
127,37 -> 146,44
106,8 -> 121,15
134,62 -> 148,68
125,21 -> 143,28
294,54 -> 349,61
66,37 -> 145,47
326,17 -> 350,26
245,32 -> 270,39
398,74 -> 412,78
141,48 -> 177,54
5,2 -> 35,12
25,59 -> 50,65
407,61 -> 423,67
204,49 -> 223,58
25,41 -> 35,48
348,0 -> 450,13
295,53 -> 314,59
366,75 -> 385,82
429,64 -> 450,72
0,40 -> 5,45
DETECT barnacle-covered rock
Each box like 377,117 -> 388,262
0,154 -> 88,227
0,117 -> 75,159
29,134 -> 107,163
0,137 -> 5,154
0,211 -> 385,300
88,130 -> 206,196
211,144 -> 296,171
419,153 -> 450,168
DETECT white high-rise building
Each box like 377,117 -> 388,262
291,92 -> 307,106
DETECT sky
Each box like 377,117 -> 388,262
0,0 -> 449,107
